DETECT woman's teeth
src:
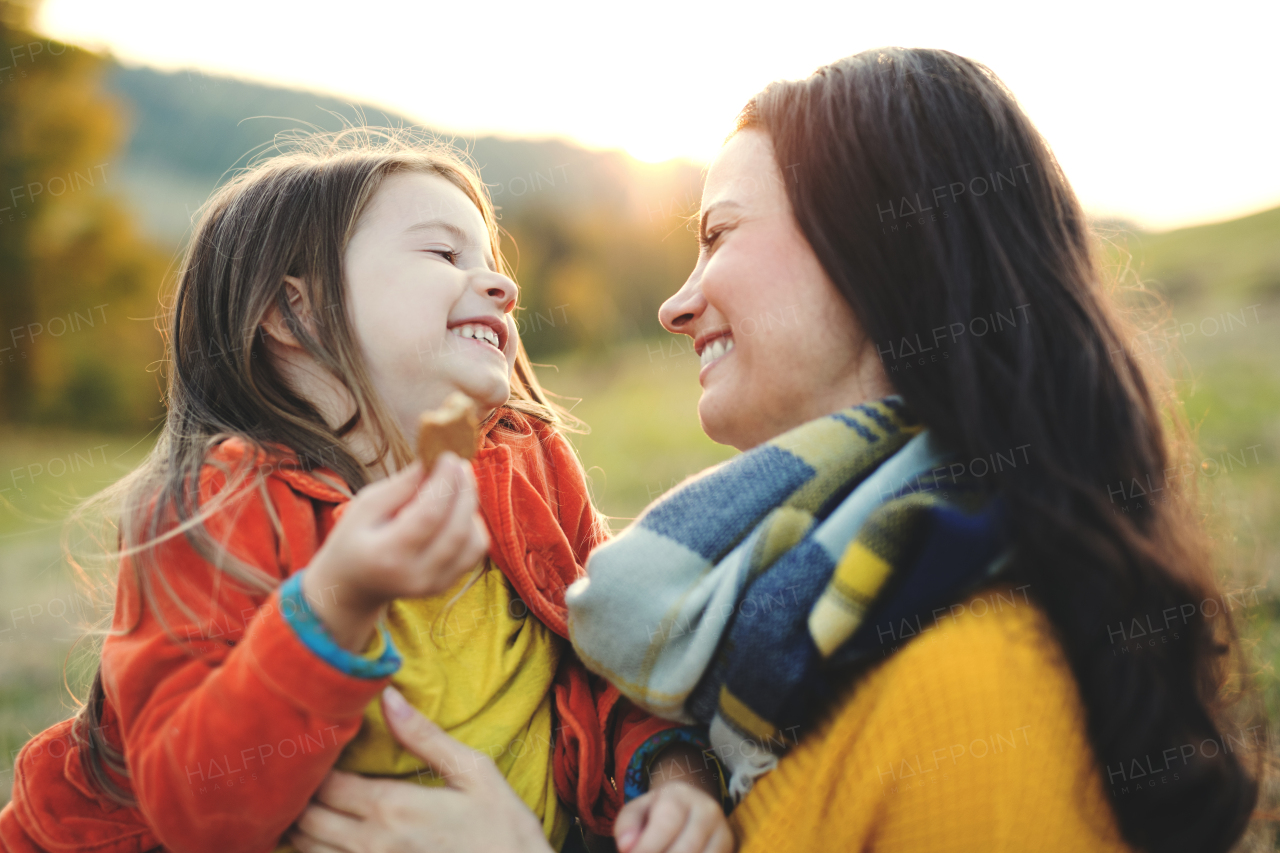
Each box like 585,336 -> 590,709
450,323 -> 500,349
700,336 -> 734,369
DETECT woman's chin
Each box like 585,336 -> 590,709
697,395 -> 747,450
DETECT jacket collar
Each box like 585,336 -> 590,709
211,436 -> 352,504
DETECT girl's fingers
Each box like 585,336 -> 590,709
664,800 -> 718,853
405,469 -> 478,561
468,515 -> 491,561
613,791 -> 654,853
452,514 -> 490,569
450,523 -> 490,589
385,455 -> 469,546
345,460 -> 426,523
630,792 -> 689,853
407,506 -> 487,595
312,771 -> 377,818
706,823 -> 734,853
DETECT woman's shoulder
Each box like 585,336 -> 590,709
881,583 -> 1063,690
734,584 -> 1132,852
841,584 -> 1093,766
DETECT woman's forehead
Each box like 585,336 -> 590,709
702,130 -> 787,215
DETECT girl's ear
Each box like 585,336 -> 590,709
261,276 -> 314,349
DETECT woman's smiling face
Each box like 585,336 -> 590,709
659,129 -> 890,450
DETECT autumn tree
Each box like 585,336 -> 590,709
0,0 -> 167,429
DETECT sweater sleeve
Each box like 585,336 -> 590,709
100,471 -> 392,853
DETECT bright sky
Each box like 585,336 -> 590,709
38,0 -> 1280,231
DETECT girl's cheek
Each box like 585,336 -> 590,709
507,323 -> 521,363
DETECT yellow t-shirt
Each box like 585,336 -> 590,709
279,564 -> 571,851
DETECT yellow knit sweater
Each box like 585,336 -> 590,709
731,586 -> 1134,852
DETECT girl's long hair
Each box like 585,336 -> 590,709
69,127 -> 573,802
738,48 -> 1261,853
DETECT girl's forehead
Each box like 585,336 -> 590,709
370,171 -> 483,224
357,171 -> 491,248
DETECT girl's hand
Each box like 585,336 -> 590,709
302,453 -> 488,650
614,783 -> 734,853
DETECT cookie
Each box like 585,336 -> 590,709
415,392 -> 480,467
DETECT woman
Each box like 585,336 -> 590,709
291,47 -> 1262,853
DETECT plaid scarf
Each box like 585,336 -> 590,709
566,397 -> 1007,799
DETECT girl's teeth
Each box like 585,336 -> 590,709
450,324 -> 500,348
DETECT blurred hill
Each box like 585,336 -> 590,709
102,64 -> 707,353
1100,206 -> 1280,305
105,64 -> 707,240
102,64 -> 1280,329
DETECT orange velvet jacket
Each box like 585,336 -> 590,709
1,409 -> 668,853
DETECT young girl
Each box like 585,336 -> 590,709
0,130 -> 727,853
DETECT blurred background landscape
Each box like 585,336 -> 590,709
0,0 -> 1277,838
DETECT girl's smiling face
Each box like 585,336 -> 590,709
344,170 -> 519,438
658,129 -> 890,450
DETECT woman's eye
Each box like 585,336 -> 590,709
700,229 -> 723,250
428,249 -> 458,264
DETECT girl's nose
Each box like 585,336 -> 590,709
471,270 -> 519,314
659,274 -> 707,335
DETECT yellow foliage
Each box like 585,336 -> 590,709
0,4 -> 169,429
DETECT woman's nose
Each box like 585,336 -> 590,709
659,274 -> 706,336
472,270 -> 519,314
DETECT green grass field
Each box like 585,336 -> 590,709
0,428 -> 155,798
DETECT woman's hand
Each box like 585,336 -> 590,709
613,782 -> 734,853
289,686 -> 552,853
302,453 -> 489,650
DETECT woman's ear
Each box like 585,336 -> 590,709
260,276 -> 313,350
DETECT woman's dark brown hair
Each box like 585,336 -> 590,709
738,48 -> 1260,853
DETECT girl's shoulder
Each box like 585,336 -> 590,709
111,436 -> 352,633
203,435 -> 351,505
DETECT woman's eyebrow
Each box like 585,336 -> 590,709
699,200 -> 743,240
